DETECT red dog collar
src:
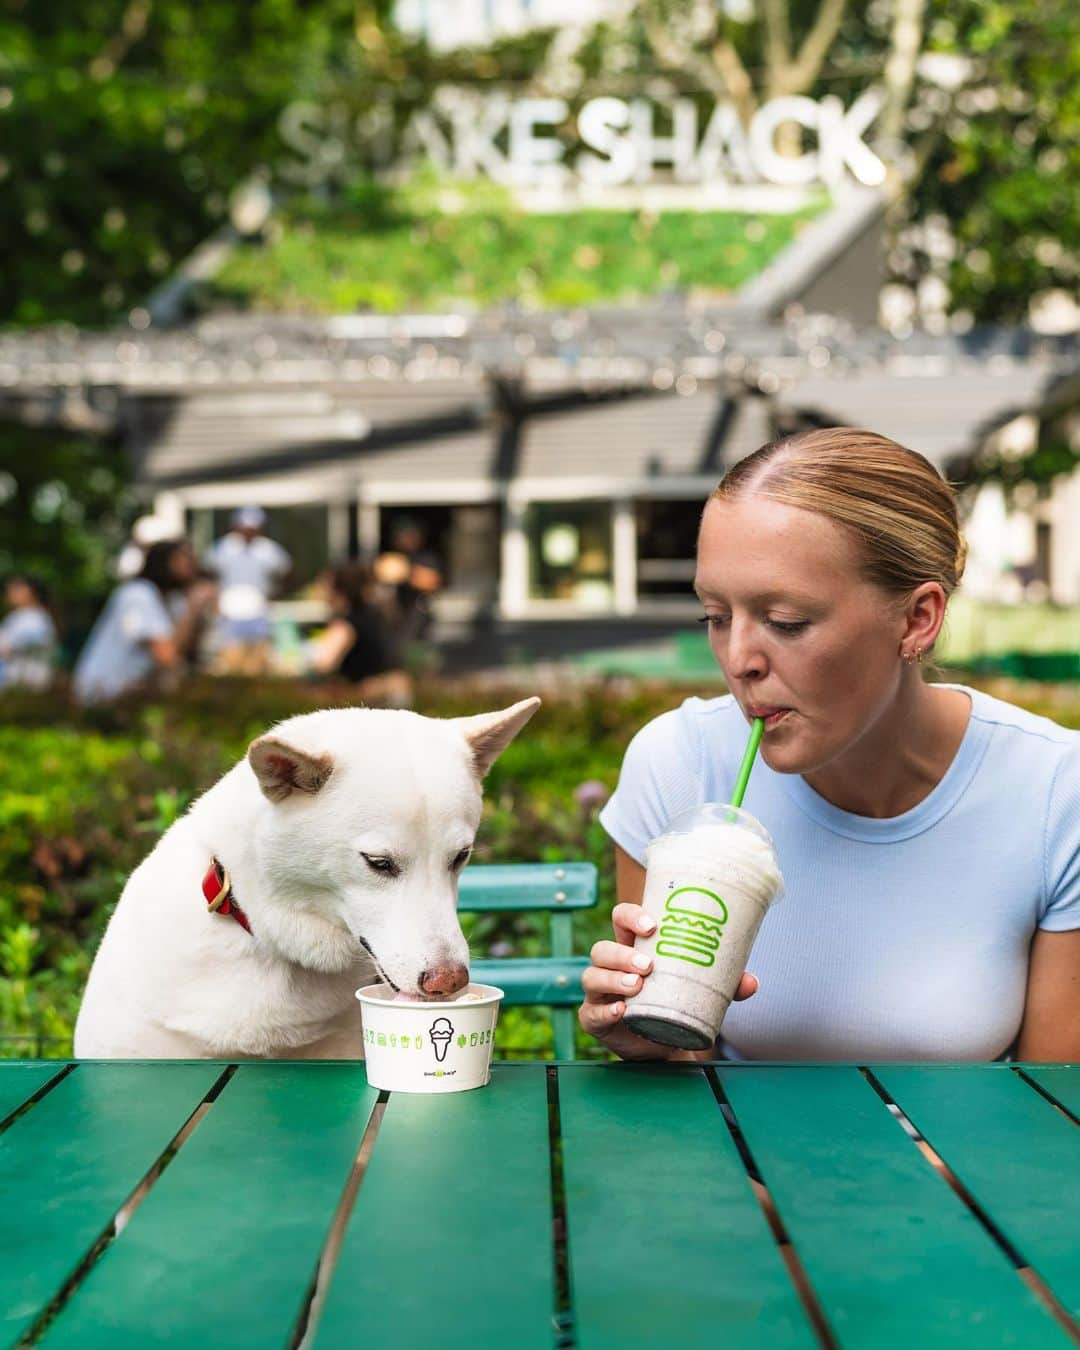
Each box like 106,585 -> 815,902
201,858 -> 253,935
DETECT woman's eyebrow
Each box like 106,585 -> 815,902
695,585 -> 823,607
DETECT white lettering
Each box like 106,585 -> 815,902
694,101 -> 754,182
451,95 -> 511,181
575,97 -> 636,186
277,102 -> 336,186
629,97 -> 699,183
509,98 -> 569,187
400,108 -> 453,174
819,88 -> 886,187
275,89 -> 892,193
749,96 -> 821,185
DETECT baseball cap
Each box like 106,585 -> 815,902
231,505 -> 267,530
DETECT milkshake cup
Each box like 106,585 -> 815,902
622,804 -> 784,1051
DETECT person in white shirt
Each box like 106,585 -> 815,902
203,505 -> 291,677
580,427 -> 1080,1065
73,540 -> 216,705
0,574 -> 58,690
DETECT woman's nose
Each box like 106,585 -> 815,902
726,619 -> 767,681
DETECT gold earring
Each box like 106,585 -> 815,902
916,647 -> 923,664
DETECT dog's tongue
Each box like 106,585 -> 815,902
392,988 -> 482,1003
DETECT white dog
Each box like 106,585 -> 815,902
74,698 -> 541,1059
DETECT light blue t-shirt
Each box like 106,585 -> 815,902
0,606 -> 57,689
599,688 -> 1080,1062
73,579 -> 175,704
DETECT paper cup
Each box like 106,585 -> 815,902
356,983 -> 504,1093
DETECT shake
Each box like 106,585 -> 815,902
622,804 -> 783,1051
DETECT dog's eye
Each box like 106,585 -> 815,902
451,847 -> 472,872
361,853 -> 400,877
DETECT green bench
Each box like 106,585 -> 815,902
458,862 -> 597,1060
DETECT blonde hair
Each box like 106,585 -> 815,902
712,427 -> 967,596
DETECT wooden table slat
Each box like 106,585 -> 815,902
0,1062 -> 224,1343
558,1064 -> 816,1350
39,1063 -> 379,1349
315,1064 -> 555,1350
877,1065 -> 1080,1325
718,1065 -> 1069,1348
0,1062 -> 65,1124
1021,1066 -> 1080,1121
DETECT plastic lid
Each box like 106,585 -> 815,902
647,802 -> 784,901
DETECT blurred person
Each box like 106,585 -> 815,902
72,540 -> 217,705
116,514 -> 176,580
374,516 -> 444,643
306,560 -> 412,706
203,505 -> 291,677
0,574 -> 58,690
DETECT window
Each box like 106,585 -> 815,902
635,499 -> 702,599
525,501 -> 613,606
377,503 -> 501,599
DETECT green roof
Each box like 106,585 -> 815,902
209,178 -> 824,315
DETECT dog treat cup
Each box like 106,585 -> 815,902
622,804 -> 784,1052
356,983 -> 504,1093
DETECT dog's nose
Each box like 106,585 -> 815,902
419,962 -> 470,996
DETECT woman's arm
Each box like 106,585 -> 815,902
170,581 -> 218,660
1015,928 -> 1080,1061
308,619 -> 357,675
147,637 -> 180,668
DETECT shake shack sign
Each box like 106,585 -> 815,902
279,88 -> 888,191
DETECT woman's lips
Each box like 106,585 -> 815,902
748,706 -> 792,730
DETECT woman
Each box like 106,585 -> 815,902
306,559 -> 413,706
73,539 -> 216,704
580,428 -> 1079,1063
0,574 -> 58,690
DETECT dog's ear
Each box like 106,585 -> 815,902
452,696 -> 541,779
248,735 -> 334,803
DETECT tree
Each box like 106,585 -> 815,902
0,0 -> 364,326
895,0 -> 1080,327
635,0 -> 852,143
562,0 -> 1078,329
0,423 -> 136,643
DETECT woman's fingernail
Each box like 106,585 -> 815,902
639,917 -> 656,934
632,953 -> 651,972
610,1002 -> 623,1017
620,973 -> 639,989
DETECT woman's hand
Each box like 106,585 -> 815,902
578,901 -> 759,1061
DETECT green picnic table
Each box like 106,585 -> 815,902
1,1060 -> 1078,1348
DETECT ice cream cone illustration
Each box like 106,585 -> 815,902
429,1017 -> 454,1062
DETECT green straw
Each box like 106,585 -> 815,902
729,717 -> 764,809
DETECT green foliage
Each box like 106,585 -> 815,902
3,2 -> 1074,327
0,421 -> 137,636
212,176 -> 818,313
3,672 -> 1079,1060
0,0 -> 364,326
967,438 -> 1080,491
905,0 -> 1079,323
